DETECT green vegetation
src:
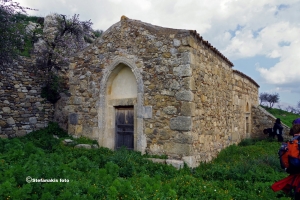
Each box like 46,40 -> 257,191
0,123 -> 292,199
17,14 -> 44,58
261,105 -> 300,127
41,74 -> 66,104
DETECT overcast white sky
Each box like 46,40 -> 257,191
16,0 -> 300,107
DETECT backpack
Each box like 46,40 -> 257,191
278,137 -> 300,174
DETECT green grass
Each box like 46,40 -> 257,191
0,123 -> 292,199
261,105 -> 300,127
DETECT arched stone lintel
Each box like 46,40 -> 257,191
100,57 -> 144,95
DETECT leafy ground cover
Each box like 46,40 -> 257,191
0,123 -> 292,199
261,105 -> 300,127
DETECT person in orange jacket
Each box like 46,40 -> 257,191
272,118 -> 300,199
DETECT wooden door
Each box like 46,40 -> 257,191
115,107 -> 134,150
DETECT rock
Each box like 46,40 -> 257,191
0,135 -> 8,139
146,158 -> 166,164
2,107 -> 11,113
74,144 -> 91,149
0,121 -> 8,128
64,139 -> 73,143
43,14 -> 59,43
53,135 -> 59,139
29,117 -> 37,124
7,117 -> 15,125
16,130 -> 27,137
173,39 -> 181,47
26,21 -> 40,34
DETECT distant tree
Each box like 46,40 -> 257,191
0,0 -> 35,68
34,13 -> 93,103
296,101 -> 300,114
266,93 -> 280,108
259,92 -> 269,105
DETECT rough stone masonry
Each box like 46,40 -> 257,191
63,16 -> 264,167
0,15 -> 282,167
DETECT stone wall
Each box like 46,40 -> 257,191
0,58 -> 54,138
232,70 -> 260,141
186,35 -> 235,164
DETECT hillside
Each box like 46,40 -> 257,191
261,105 -> 300,127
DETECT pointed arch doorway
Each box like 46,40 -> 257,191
98,57 -> 146,153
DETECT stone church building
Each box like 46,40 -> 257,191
64,16 -> 263,167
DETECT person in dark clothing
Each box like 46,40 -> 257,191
273,118 -> 284,142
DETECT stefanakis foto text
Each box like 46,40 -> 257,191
26,177 -> 69,183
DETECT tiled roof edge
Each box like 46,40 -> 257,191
233,69 -> 260,88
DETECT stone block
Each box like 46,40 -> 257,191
2,107 -> 11,113
159,130 -> 171,140
173,65 -> 192,77
173,38 -> 181,47
162,52 -> 171,58
231,132 -> 239,141
7,117 -> 15,125
175,90 -> 194,101
0,135 -> 8,139
29,117 -> 37,124
166,159 -> 184,169
161,90 -> 174,96
145,128 -> 152,135
146,158 -> 166,164
170,116 -> 192,131
169,79 -> 180,90
182,52 -> 191,64
187,37 -> 197,49
163,106 -> 177,115
36,123 -> 46,128
181,102 -> 195,116
182,156 -> 197,168
69,113 -> 78,125
75,125 -> 82,134
143,106 -> 152,119
63,139 -> 74,144
74,144 -> 91,149
69,63 -> 76,69
16,130 -> 27,137
82,125 -> 93,136
70,96 -> 82,105
183,77 -> 196,90
0,120 -> 8,128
